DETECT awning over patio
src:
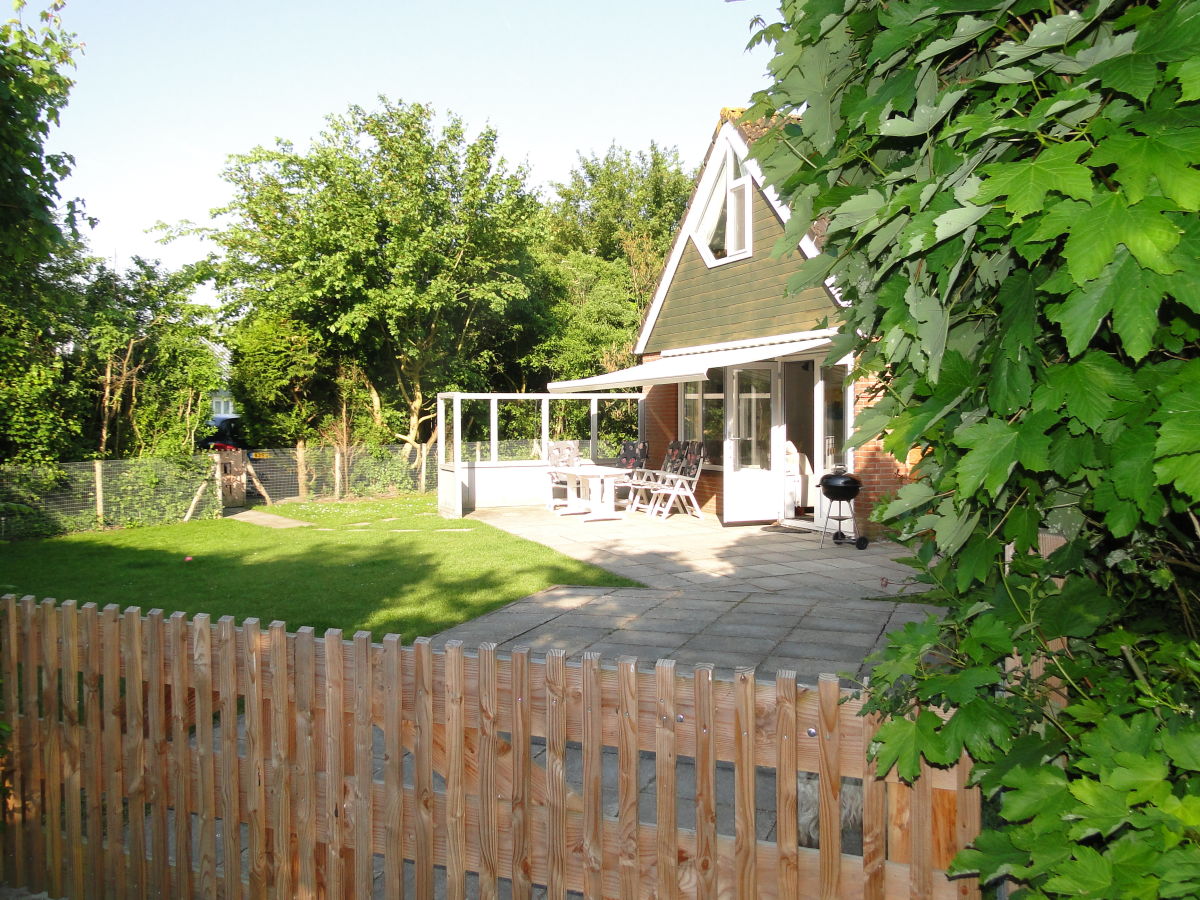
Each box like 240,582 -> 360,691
546,335 -> 834,393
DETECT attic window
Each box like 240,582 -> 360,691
695,147 -> 752,265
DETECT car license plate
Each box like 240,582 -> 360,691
250,451 -> 271,459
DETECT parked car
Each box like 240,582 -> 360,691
197,414 -> 247,451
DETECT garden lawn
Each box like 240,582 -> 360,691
0,494 -> 639,641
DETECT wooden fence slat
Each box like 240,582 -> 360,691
581,652 -> 603,899
818,673 -> 842,899
478,642 -> 499,900
325,627 -> 346,897
40,599 -> 63,898
775,670 -> 798,900
123,606 -> 148,898
21,597 -> 44,894
862,710 -> 887,900
383,634 -> 405,900
511,646 -> 532,898
80,603 -> 102,900
446,640 -> 468,900
655,658 -> 678,900
60,601 -> 85,899
617,656 -> 639,900
956,751 -> 982,900
354,631 -> 374,898
694,664 -> 717,900
912,757 -> 934,898
100,603 -> 124,899
735,666 -> 758,898
242,619 -> 268,900
2,596 -> 25,889
546,648 -> 568,900
294,626 -> 318,899
413,636 -> 434,899
268,619 -> 291,900
168,611 -> 193,900
194,612 -> 218,898
145,609 -> 170,898
218,616 -> 242,900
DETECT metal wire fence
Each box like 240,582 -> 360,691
0,444 -> 441,540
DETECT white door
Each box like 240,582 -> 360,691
723,364 -> 786,523
810,363 -> 855,518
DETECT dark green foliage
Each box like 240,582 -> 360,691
750,0 -> 1200,893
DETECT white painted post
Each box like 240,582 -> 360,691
589,398 -> 599,461
489,398 -> 499,462
541,398 -> 550,460
437,396 -> 445,466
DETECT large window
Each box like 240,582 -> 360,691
695,149 -> 751,265
681,371 -> 724,467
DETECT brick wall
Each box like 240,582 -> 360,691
851,378 -> 912,535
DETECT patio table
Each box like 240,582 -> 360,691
549,465 -> 631,522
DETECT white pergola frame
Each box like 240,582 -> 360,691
436,391 -> 644,518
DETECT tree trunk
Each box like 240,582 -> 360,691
296,439 -> 309,500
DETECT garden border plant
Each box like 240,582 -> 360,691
749,0 -> 1200,895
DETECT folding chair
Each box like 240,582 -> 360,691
647,441 -> 705,519
546,440 -> 580,510
627,440 -> 683,514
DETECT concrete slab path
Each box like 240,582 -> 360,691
223,507 -> 313,529
434,506 -> 943,686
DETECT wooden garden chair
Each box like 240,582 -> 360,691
647,441 -> 705,519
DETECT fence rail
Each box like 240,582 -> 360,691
1,596 -> 980,898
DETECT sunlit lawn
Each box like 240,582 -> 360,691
0,494 -> 638,641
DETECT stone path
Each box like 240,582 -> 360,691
223,507 -> 312,528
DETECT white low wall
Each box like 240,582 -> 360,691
438,460 -> 551,518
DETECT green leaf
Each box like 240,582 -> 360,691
1162,728 -> 1200,771
1044,846 -> 1114,894
1063,194 -> 1182,285
932,202 -> 990,243
1090,130 -> 1200,210
919,665 -> 1002,705
1177,57 -> 1200,101
935,503 -> 981,555
975,143 -> 1094,218
1092,53 -> 1160,103
955,418 -> 1019,496
988,352 -> 1033,416
1040,352 -> 1140,429
884,481 -> 937,517
1068,778 -> 1134,838
1040,578 -> 1116,639
877,90 -> 967,137
914,15 -> 994,64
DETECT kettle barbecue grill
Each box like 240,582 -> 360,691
817,468 -> 869,550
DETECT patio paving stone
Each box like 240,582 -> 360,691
682,634 -> 779,655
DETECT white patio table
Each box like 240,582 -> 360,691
548,465 -> 631,522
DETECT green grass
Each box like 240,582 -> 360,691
0,494 -> 638,641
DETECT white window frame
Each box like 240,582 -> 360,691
678,374 -> 726,470
692,145 -> 753,268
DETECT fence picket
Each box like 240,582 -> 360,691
581,651 -> 603,899
218,616 -> 242,900
956,751 -> 982,900
655,658 -> 678,900
81,603 -> 102,900
194,612 -> 218,898
478,642 -> 499,900
693,664 -> 717,900
511,645 -> 532,898
818,674 -> 842,898
168,611 -> 193,900
413,636 -> 434,899
383,634 -> 405,900
324,627 -> 346,896
775,670 -> 798,900
145,609 -> 170,898
617,656 -> 639,900
354,631 -> 375,897
294,626 -> 318,899
40,599 -> 63,898
734,666 -> 758,898
61,601 -> 85,898
1,596 -> 24,888
243,619 -> 268,900
446,640 -> 468,900
912,757 -> 934,898
546,648 -> 568,900
862,710 -> 887,899
100,603 -> 124,898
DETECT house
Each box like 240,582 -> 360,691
548,110 -> 907,528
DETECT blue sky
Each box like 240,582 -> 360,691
44,0 -> 778,273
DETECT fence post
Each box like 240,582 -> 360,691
93,459 -> 105,525
334,447 -> 344,499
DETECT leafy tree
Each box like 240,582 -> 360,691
547,142 -> 693,306
202,98 -> 546,453
750,0 -> 1200,894
0,0 -> 82,278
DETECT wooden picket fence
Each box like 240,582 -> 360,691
0,595 -> 981,899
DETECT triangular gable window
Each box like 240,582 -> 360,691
693,144 -> 752,266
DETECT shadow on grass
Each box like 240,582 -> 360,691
0,524 -> 635,642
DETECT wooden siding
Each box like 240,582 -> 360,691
645,191 -> 836,354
